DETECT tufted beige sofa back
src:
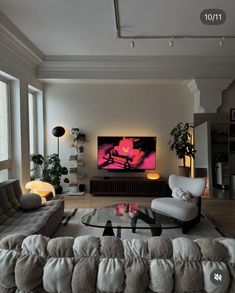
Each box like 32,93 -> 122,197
0,234 -> 234,293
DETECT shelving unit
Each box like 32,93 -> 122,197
210,123 -> 229,189
194,112 -> 235,199
67,144 -> 86,195
229,112 -> 235,198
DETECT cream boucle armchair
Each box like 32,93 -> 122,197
151,175 -> 206,233
0,234 -> 234,293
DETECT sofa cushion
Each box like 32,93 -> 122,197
0,234 -> 26,251
72,257 -> 99,293
73,235 -> 100,257
0,235 -> 234,293
19,194 -> 41,211
0,189 -> 16,216
97,258 -> 125,292
0,200 -> 63,239
43,258 -> 74,293
0,207 -> 8,225
15,254 -> 44,292
0,180 -> 64,240
5,184 -> 19,209
0,249 -> 19,289
149,259 -> 174,292
125,257 -> 149,293
48,237 -> 74,258
151,198 -> 198,222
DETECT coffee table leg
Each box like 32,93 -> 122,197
131,211 -> 162,236
117,226 -> 121,238
103,220 -> 115,236
131,215 -> 137,233
151,227 -> 162,236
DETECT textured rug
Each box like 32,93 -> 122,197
52,208 -> 227,240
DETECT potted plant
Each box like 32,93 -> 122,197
32,153 -> 68,194
168,122 -> 196,177
73,132 -> 87,153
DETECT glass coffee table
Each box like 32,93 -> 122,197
82,203 -> 181,238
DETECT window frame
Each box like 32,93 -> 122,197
0,77 -> 12,178
28,89 -> 38,156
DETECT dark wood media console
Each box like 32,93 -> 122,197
90,176 -> 167,196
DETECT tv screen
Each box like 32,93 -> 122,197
98,136 -> 156,170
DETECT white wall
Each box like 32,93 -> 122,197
218,80 -> 235,113
44,82 -> 194,186
219,81 -> 235,113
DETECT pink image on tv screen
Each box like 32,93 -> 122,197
97,136 -> 156,170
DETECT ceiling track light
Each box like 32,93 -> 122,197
169,37 -> 175,48
113,0 -> 235,43
130,38 -> 135,48
219,37 -> 225,47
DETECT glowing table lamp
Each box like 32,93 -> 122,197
25,181 -> 55,200
146,172 -> 160,180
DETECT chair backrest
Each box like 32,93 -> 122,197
168,175 -> 206,197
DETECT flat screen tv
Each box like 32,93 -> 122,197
98,136 -> 156,170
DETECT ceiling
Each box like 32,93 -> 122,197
0,0 -> 235,56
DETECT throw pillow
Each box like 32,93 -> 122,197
20,193 -> 42,211
172,188 -> 192,202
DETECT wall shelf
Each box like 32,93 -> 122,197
68,144 -> 86,194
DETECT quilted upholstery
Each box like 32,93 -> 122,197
0,234 -> 234,293
0,180 -> 64,239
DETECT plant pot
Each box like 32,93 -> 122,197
179,166 -> 191,177
55,185 -> 63,194
79,184 -> 85,192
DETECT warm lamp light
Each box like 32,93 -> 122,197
146,172 -> 160,180
25,181 -> 55,197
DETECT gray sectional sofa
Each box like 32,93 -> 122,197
0,234 -> 234,292
0,179 -> 64,239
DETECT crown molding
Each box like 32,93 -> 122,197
0,9 -> 235,81
37,55 -> 235,80
185,78 -> 234,113
0,11 -> 44,76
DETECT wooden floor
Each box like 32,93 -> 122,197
64,193 -> 235,237
201,199 -> 235,236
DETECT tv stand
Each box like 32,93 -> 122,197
90,176 -> 166,196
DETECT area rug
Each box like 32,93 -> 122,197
52,208 -> 226,240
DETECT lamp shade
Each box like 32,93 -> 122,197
25,181 -> 55,197
52,126 -> 65,138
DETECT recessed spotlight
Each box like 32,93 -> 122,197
130,38 -> 135,48
219,37 -> 225,47
169,37 -> 175,48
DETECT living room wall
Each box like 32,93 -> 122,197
220,80 -> 235,112
44,82 -> 194,186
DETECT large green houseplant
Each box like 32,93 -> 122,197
32,153 -> 68,194
168,122 -> 196,176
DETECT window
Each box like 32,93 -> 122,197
28,88 -> 43,179
28,91 -> 37,156
0,79 -> 11,182
28,91 -> 38,179
0,169 -> 9,182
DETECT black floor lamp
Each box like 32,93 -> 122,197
52,126 -> 65,156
